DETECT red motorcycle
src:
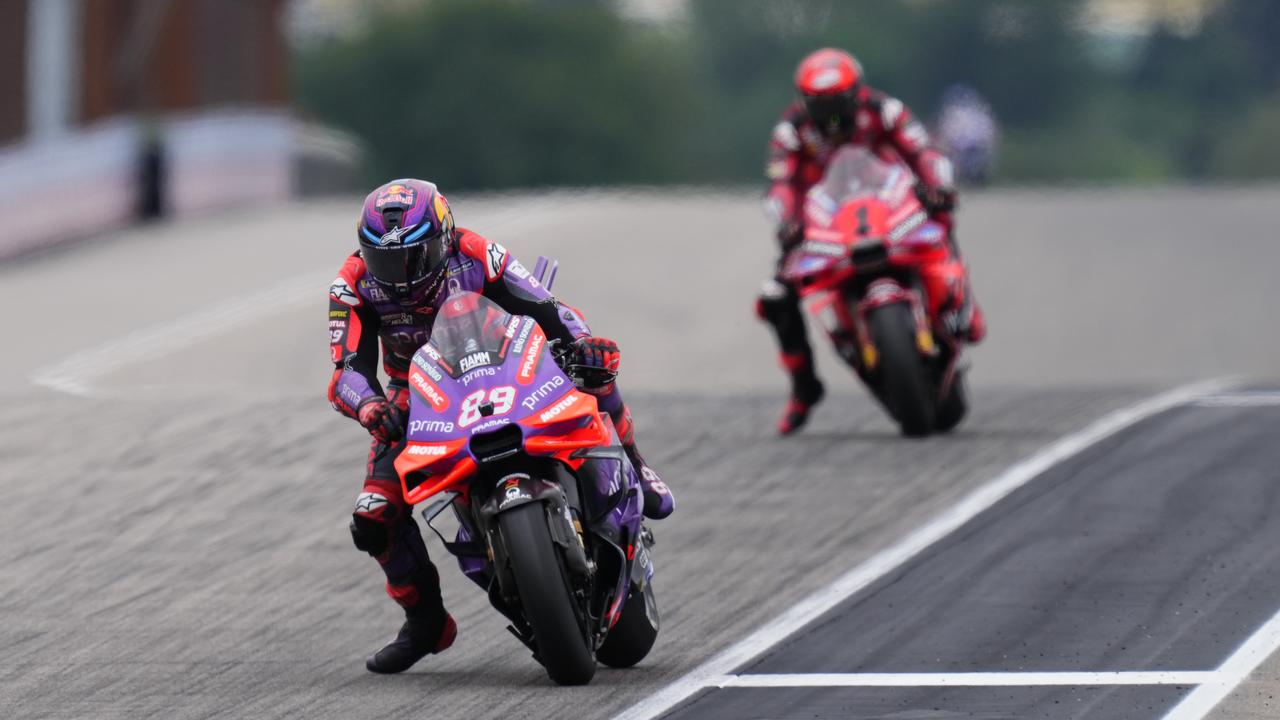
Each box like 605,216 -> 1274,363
780,146 -> 970,436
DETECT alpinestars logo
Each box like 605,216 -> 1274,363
354,492 -> 389,514
379,225 -> 414,246
486,243 -> 508,281
330,277 -> 359,307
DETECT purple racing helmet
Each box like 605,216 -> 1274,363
357,179 -> 457,304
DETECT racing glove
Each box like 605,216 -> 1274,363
776,220 -> 804,252
357,397 -> 405,444
915,182 -> 956,215
568,336 -> 621,394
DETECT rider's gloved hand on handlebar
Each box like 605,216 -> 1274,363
568,336 -> 621,395
357,397 -> 405,444
776,220 -> 804,252
915,183 -> 956,215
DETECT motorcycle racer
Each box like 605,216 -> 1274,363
758,48 -> 987,435
328,179 -> 674,674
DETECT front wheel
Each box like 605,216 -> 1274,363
499,503 -> 596,685
596,582 -> 660,668
867,303 -> 935,437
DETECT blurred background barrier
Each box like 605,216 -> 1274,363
0,0 -> 362,259
1,0 -> 1278,256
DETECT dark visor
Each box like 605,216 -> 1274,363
362,239 -> 446,287
804,91 -> 856,129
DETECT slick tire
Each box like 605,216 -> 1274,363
935,372 -> 969,433
868,303 -> 935,437
596,582 -> 660,668
499,502 -> 596,685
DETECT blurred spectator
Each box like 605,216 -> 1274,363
935,84 -> 1001,187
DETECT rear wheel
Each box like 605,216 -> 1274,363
935,372 -> 968,433
867,303 -> 935,437
596,582 -> 660,668
499,503 -> 596,685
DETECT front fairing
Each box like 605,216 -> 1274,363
781,147 -> 929,289
393,293 -> 650,639
393,292 -> 611,505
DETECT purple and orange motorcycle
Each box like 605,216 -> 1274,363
393,283 -> 658,685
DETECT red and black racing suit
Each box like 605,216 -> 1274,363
758,86 -> 981,393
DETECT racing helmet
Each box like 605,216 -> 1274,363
357,179 -> 456,304
795,48 -> 864,134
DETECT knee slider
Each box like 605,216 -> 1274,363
350,512 -> 393,556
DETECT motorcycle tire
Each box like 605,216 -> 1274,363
596,581 -> 660,668
499,502 -> 596,685
935,372 -> 968,433
868,303 -> 936,437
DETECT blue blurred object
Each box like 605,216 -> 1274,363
936,84 -> 1000,186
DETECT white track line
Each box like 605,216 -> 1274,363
1161,604 -> 1280,719
29,201 -> 569,397
614,377 -> 1237,720
31,273 -> 321,396
715,672 -> 1216,688
1190,392 -> 1280,408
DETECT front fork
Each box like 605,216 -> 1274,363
479,473 -> 591,601
812,279 -> 937,378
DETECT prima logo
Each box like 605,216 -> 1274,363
409,419 -> 455,434
460,366 -> 498,386
521,375 -> 565,409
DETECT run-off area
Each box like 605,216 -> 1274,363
660,391 -> 1280,720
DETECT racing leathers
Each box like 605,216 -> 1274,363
328,230 -> 672,670
758,87 -> 986,434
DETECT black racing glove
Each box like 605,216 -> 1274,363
776,220 -> 804,252
357,397 -> 405,444
916,182 -> 956,215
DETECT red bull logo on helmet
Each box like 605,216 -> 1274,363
375,183 -> 417,209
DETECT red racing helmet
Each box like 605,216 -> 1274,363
794,48 -> 864,134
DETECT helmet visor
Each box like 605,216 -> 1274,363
361,235 -> 448,289
804,91 -> 857,131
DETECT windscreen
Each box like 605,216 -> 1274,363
426,291 -> 518,377
815,146 -> 903,206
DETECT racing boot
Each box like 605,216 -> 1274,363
358,507 -> 454,674
626,445 -> 674,520
615,404 -> 674,519
778,351 -> 824,435
366,611 -> 457,674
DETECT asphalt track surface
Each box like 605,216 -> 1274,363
3,187 -> 1280,719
